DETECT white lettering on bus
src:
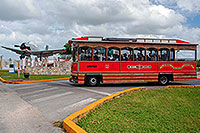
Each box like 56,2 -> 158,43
127,65 -> 152,69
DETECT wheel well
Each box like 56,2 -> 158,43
159,73 -> 173,81
85,74 -> 103,83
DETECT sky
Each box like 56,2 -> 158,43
0,0 -> 199,60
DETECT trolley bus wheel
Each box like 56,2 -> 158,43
87,76 -> 99,86
158,75 -> 169,85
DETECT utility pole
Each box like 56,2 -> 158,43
18,60 -> 20,79
0,56 -> 3,70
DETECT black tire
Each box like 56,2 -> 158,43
158,75 -> 169,85
87,76 -> 99,86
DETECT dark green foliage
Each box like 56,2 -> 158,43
60,43 -> 71,55
197,60 -> 200,71
197,60 -> 200,67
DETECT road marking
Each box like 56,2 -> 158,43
6,82 -> 41,86
12,84 -> 49,91
54,82 -> 72,87
76,87 -> 111,96
46,80 -> 69,83
30,91 -> 73,104
19,87 -> 60,96
57,98 -> 96,113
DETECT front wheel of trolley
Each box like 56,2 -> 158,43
158,75 -> 169,85
87,76 -> 99,86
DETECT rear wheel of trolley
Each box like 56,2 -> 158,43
158,75 -> 169,85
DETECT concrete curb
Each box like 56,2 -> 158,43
165,85 -> 200,88
0,77 -> 69,84
63,87 -> 146,133
63,85 -> 200,133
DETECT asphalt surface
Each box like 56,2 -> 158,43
0,79 -> 200,133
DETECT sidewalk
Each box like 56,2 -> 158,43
0,77 -> 69,84
0,83 -> 61,133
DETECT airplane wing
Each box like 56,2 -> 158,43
1,46 -> 30,55
31,49 -> 66,57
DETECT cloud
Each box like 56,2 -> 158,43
0,0 -> 41,21
152,0 -> 200,13
43,0 -> 186,36
0,0 -> 199,60
0,25 -> 12,35
125,4 -> 185,35
176,0 -> 200,12
43,0 -> 135,26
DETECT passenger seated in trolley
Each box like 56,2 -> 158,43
161,54 -> 168,61
113,54 -> 119,61
148,51 -> 157,61
122,53 -> 128,61
134,54 -> 136,61
152,54 -> 157,61
149,51 -> 153,60
128,55 -> 132,61
137,52 -> 144,61
160,52 -> 169,61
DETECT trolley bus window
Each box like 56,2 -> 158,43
147,48 -> 157,61
121,47 -> 133,61
78,46 -> 92,61
171,48 -> 175,61
94,47 -> 106,61
159,48 -> 169,61
72,46 -> 78,62
108,47 -> 120,61
175,50 -> 195,61
134,48 -> 145,61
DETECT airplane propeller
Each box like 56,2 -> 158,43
14,42 -> 31,50
14,44 -> 20,47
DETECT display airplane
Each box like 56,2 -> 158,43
1,42 -> 66,59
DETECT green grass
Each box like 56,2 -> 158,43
0,70 -> 70,80
77,88 -> 200,132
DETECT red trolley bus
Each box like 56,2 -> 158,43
69,36 -> 198,86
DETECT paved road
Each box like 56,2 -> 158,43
0,79 -> 200,132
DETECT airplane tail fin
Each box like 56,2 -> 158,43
45,45 -> 49,50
